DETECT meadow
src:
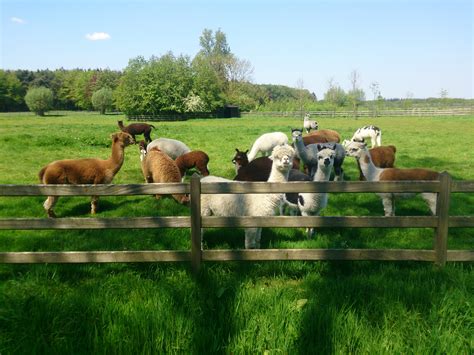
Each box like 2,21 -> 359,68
0,112 -> 473,353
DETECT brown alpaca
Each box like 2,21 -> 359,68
357,145 -> 397,180
303,129 -> 341,144
141,147 -> 189,205
118,120 -> 155,143
175,150 -> 210,180
39,132 -> 135,218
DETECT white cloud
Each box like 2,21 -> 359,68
85,32 -> 111,41
11,17 -> 26,24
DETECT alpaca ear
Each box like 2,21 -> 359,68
316,144 -> 322,151
245,149 -> 249,154
235,148 -> 239,153
110,133 -> 119,142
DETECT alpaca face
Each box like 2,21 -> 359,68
270,145 -> 295,172
232,149 -> 249,167
317,148 -> 335,170
119,132 -> 136,146
291,129 -> 303,143
344,140 -> 366,158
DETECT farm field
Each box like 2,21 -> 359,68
0,112 -> 473,353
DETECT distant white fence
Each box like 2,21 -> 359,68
243,107 -> 473,118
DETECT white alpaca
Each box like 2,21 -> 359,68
201,144 -> 295,249
297,146 -> 335,238
247,132 -> 289,162
344,140 -> 439,216
350,125 -> 382,147
146,138 -> 191,159
303,113 -> 318,133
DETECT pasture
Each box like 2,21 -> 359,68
0,112 -> 473,353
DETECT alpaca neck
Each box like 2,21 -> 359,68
268,166 -> 290,183
357,149 -> 382,181
247,146 -> 258,161
313,164 -> 332,182
294,137 -> 309,161
105,140 -> 126,175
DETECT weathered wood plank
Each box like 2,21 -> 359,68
0,251 -> 191,263
190,174 -> 202,272
0,217 -> 191,230
434,172 -> 451,266
0,183 -> 190,196
448,216 -> 474,227
451,181 -> 474,192
201,216 -> 438,228
447,250 -> 474,261
200,181 -> 441,194
202,249 -> 435,261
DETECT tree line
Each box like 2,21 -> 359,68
1,28 -> 470,116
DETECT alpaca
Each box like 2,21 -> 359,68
342,143 -> 396,181
303,113 -> 318,133
39,132 -> 135,218
232,148 -> 249,174
232,148 -> 300,177
291,128 -> 345,181
297,145 -> 335,238
201,144 -> 295,249
140,147 -> 189,205
146,138 -> 191,159
344,140 -> 439,216
247,132 -> 289,161
175,150 -> 210,181
117,120 -> 155,143
304,129 -> 341,144
350,125 -> 382,147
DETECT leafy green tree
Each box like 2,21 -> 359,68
92,87 -> 113,114
324,79 -> 347,115
25,87 -> 53,116
0,70 -> 25,111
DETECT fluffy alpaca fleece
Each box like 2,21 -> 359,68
303,113 -> 318,133
141,147 -> 189,205
39,132 -> 135,217
247,132 -> 289,161
297,146 -> 335,238
303,129 -> 341,144
201,144 -> 295,249
117,120 -> 155,143
350,125 -> 382,147
146,138 -> 191,159
345,140 -> 439,216
175,150 -> 210,181
292,128 -> 345,181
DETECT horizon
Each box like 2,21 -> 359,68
1,0 -> 472,99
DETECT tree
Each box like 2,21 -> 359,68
0,70 -> 25,111
348,70 -> 365,118
25,87 -> 53,116
324,78 -> 346,115
369,81 -> 381,117
92,87 -> 113,114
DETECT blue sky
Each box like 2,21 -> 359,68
1,0 -> 472,99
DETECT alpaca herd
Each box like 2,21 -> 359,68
38,115 -> 442,249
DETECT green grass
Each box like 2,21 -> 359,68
0,111 -> 473,353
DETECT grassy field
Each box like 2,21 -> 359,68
0,112 -> 473,353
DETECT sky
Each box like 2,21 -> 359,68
1,0 -> 473,99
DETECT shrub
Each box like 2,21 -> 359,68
24,87 -> 53,116
92,87 -> 113,114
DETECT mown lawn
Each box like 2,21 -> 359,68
0,112 -> 473,353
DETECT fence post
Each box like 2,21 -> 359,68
434,172 -> 451,266
190,174 -> 202,273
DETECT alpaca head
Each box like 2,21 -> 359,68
304,113 -> 310,120
112,132 -> 135,146
269,144 -> 295,172
344,140 -> 367,159
117,120 -> 125,128
291,128 -> 303,143
232,148 -> 249,167
316,145 -> 336,171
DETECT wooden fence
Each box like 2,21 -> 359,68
242,107 -> 473,118
1,173 -> 473,272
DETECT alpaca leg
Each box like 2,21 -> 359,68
91,196 -> 99,214
245,228 -> 259,249
43,196 -> 58,218
421,193 -> 437,215
144,132 -> 152,143
380,193 -> 394,216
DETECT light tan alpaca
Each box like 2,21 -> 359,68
38,132 -> 135,217
140,147 -> 189,205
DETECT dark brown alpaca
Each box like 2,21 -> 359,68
117,120 -> 155,143
39,132 -> 135,217
175,150 -> 210,180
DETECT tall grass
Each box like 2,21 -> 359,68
0,112 -> 473,353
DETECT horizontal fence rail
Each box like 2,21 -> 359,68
0,173 -> 473,270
